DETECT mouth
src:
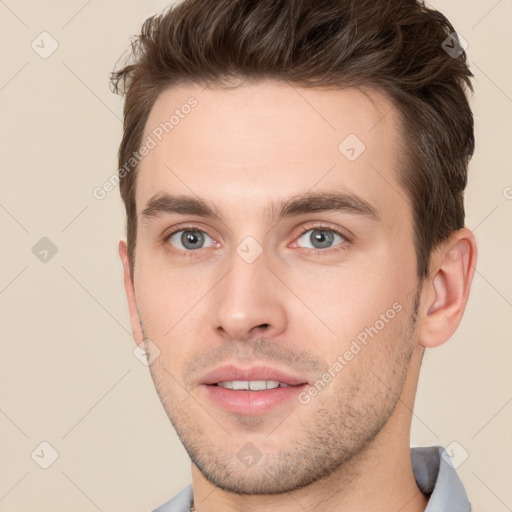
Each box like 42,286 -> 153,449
215,380 -> 292,390
199,365 -> 309,415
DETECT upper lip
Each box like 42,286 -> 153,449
200,364 -> 309,386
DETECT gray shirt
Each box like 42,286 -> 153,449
152,446 -> 471,512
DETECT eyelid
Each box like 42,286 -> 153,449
163,222 -> 215,239
294,222 -> 353,244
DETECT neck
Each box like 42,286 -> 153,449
191,347 -> 428,512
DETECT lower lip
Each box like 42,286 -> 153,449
202,384 -> 307,415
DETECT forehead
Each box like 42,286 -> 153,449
136,81 -> 408,220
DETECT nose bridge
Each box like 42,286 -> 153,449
211,240 -> 287,340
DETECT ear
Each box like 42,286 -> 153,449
119,240 -> 144,345
417,228 -> 477,348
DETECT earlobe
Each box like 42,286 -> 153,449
118,240 -> 144,345
418,228 -> 477,348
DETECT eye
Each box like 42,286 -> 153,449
295,226 -> 347,250
166,229 -> 216,251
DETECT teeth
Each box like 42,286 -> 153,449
217,380 -> 285,390
249,380 -> 268,391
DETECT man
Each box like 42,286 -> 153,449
112,0 -> 477,510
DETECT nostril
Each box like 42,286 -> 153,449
249,323 -> 270,337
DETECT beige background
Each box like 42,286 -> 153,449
1,0 -> 511,511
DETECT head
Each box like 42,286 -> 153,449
113,0 -> 476,495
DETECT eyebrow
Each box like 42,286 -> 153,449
140,190 -> 379,223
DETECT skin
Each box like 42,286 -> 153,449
119,81 -> 477,512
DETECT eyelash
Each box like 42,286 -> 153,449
163,224 -> 350,257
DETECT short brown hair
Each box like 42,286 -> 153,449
111,0 -> 474,279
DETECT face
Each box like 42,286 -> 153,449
125,81 -> 422,493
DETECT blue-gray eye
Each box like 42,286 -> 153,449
168,230 -> 215,251
296,228 -> 345,250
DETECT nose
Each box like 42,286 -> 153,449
211,246 -> 287,342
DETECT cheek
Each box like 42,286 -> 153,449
286,255 -> 411,345
318,312 -> 412,408
133,258 -> 216,381
134,256 -> 205,335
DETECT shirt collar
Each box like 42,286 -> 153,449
411,445 -> 471,511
